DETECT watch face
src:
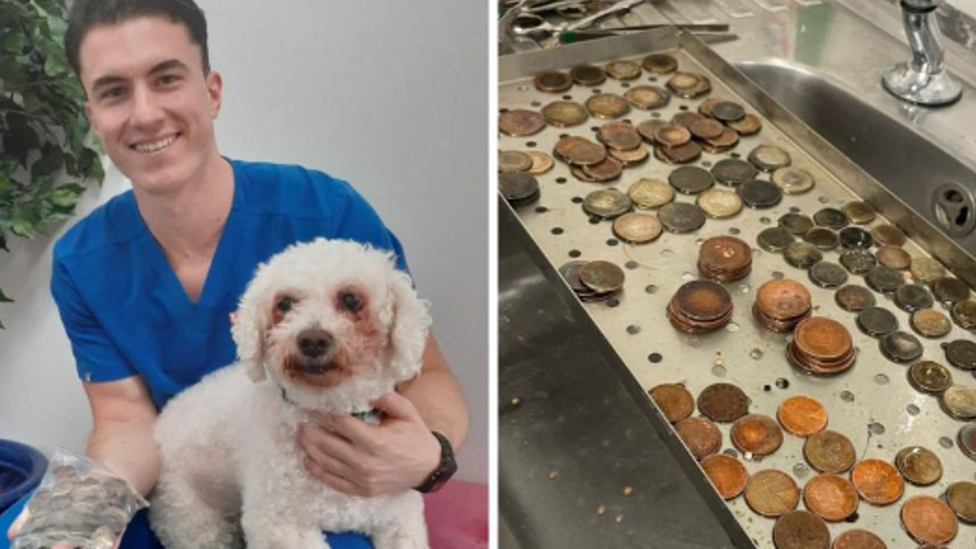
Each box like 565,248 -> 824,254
420,431 -> 458,493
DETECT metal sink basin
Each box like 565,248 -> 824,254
736,60 -> 976,252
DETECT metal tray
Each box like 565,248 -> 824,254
499,28 -> 976,549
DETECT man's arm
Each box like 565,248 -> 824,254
397,331 -> 469,451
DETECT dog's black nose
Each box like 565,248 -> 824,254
297,329 -> 333,358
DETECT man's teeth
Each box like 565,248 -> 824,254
134,135 -> 177,153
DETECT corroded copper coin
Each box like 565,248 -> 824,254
675,416 -> 722,461
865,265 -> 904,293
666,72 -> 711,98
585,94 -> 630,119
654,141 -> 702,165
612,212 -> 662,244
842,201 -> 877,225
804,474 -> 859,522
900,495 -> 957,545
599,121 -> 642,150
894,284 -> 934,312
698,98 -> 721,117
578,260 -> 625,295
713,159 -> 757,187
778,396 -> 827,437
499,172 -> 540,204
856,307 -> 898,337
628,178 -> 674,209
559,138 -> 606,166
559,260 -> 591,294
941,385 -> 976,420
499,109 -> 545,137
700,128 -> 739,154
696,188 -> 743,219
871,224 -> 906,247
805,430 -> 857,473
670,280 -> 732,322
879,331 -> 923,363
839,249 -> 877,275
838,227 -> 874,249
876,241 -> 912,268
542,101 -> 589,127
749,145 -> 792,172
745,469 -> 800,517
499,150 -> 533,173
911,257 -> 947,285
780,212 -> 814,235
654,124 -> 692,147
570,64 -> 606,86
688,117 -> 725,140
945,481 -> 976,523
642,53 -> 678,74
606,59 -> 641,81
607,144 -> 648,165
658,202 -> 706,233
671,111 -> 705,129
728,113 -> 762,136
835,285 -> 876,312
784,242 -> 824,270
755,278 -> 812,331
813,208 -> 850,230
624,85 -> 670,110
944,339 -> 976,370
698,235 -> 752,282
636,119 -> 668,143
910,309 -> 952,339
773,510 -> 830,549
533,71 -> 573,93
583,188 -> 631,219
701,454 -> 749,500
738,180 -> 783,209
697,383 -> 750,423
732,413 -> 784,456
933,276 -> 971,304
711,100 -> 746,123
959,424 -> 976,461
757,227 -> 796,253
525,151 -> 555,175
950,299 -> 976,329
809,261 -> 848,289
581,157 -> 623,182
804,227 -> 840,251
894,446 -> 942,486
907,360 -> 953,394
850,459 -> 904,506
648,383 -> 695,423
831,529 -> 886,549
670,166 -> 714,195
772,167 -> 816,195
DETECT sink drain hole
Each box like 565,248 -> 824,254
933,182 -> 976,237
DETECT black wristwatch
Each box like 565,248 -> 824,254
414,431 -> 457,493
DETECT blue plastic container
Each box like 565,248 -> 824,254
0,440 -> 47,515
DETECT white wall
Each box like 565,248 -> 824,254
0,1 -> 488,483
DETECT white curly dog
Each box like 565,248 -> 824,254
149,238 -> 432,549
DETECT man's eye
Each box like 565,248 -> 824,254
276,297 -> 295,313
340,292 -> 362,312
157,74 -> 179,86
101,87 -> 125,100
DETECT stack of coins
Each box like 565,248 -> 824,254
697,236 -> 752,282
753,279 -> 812,332
667,280 -> 734,334
552,135 -> 622,183
597,121 -> 647,166
788,317 -> 856,375
558,260 -> 625,302
698,97 -> 763,139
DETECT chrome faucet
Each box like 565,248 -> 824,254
882,0 -> 962,106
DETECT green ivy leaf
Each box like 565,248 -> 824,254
2,112 -> 41,165
43,51 -> 68,77
0,175 -> 16,198
0,34 -> 24,54
80,147 -> 104,183
31,143 -> 64,179
0,56 -> 27,87
47,182 -> 84,208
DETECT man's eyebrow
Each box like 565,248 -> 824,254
90,59 -> 189,93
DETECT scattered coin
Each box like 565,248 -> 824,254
744,469 -> 800,517
700,454 -> 749,500
669,166 -> 714,195
856,307 -> 899,337
784,242 -> 823,269
554,136 -> 603,165
941,385 -> 976,420
612,212 -> 662,244
756,227 -> 795,253
583,188 -> 632,219
894,284 -> 934,312
945,339 -> 976,370
851,459 -> 904,506
908,360 -> 953,394
900,495 -> 958,545
648,383 -> 695,423
675,416 -> 722,461
533,71 -> 573,93
879,331 -> 923,363
813,208 -> 850,229
608,143 -> 648,166
772,167 -> 815,195
779,213 -> 814,235
831,529 -> 886,549
804,430 -> 857,473
804,473 -> 859,522
698,383 -> 750,423
499,109 -> 546,137
809,261 -> 848,289
933,277 -> 971,304
959,424 -> 976,461
839,249 -> 878,275
710,101 -> 746,123
697,188 -> 743,219
700,128 -> 739,154
804,227 -> 840,251
579,260 -> 625,294
642,53 -> 678,74
945,481 -> 976,524
748,145 -> 792,172
838,227 -> 873,249
777,396 -> 827,437
871,224 -> 907,247
628,178 -> 674,209
666,72 -> 712,98
911,257 -> 947,285
654,124 -> 692,148
712,158 -> 758,187
636,119 -> 668,142
910,309 -> 952,339
542,101 -> 589,127
499,150 -> 533,173
499,172 -> 540,205
559,260 -> 592,294
894,446 -> 942,486
525,151 -> 555,175
578,157 -> 623,183
698,98 -> 721,117
772,510 -> 831,549
875,246 -> 912,270
672,111 -> 705,128
658,202 -> 706,233
688,117 -> 725,140
951,299 -> 976,329
599,121 -> 642,150
606,59 -> 641,81
731,413 -> 784,456
835,285 -> 876,312
728,113 -> 762,136
624,85 -> 670,110
586,94 -> 630,119
738,180 -> 783,209
865,265 -> 905,293
842,201 -> 877,225
654,141 -> 702,164
570,64 -> 606,86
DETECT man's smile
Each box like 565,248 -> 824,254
132,133 -> 180,153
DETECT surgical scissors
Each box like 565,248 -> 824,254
510,0 -> 645,38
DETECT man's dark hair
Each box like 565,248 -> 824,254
65,0 -> 210,79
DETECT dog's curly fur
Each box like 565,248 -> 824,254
149,239 -> 432,549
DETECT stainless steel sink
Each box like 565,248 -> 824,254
737,60 -> 976,251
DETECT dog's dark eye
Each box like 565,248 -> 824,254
276,297 -> 295,313
340,292 -> 362,312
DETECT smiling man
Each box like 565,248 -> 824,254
4,1 -> 468,548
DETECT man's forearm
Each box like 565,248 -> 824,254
87,418 -> 160,497
400,334 -> 470,451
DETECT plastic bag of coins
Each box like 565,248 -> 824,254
697,236 -> 752,282
14,449 -> 147,549
754,278 -> 812,332
667,280 -> 733,334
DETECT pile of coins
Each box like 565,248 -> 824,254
558,259 -> 625,302
697,236 -> 752,282
667,280 -> 733,334
753,279 -> 812,332
596,121 -> 648,167
553,135 -> 622,183
787,317 -> 856,375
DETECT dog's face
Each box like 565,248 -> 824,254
231,239 -> 431,411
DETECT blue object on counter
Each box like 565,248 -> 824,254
0,440 -> 47,515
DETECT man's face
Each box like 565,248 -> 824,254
79,16 -> 222,195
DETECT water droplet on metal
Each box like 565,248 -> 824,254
772,271 -> 784,279
645,284 -> 658,294
739,284 -> 751,294
661,249 -> 674,258
712,365 -> 727,378
940,436 -> 954,449
869,422 -> 885,435
682,271 -> 695,281
726,322 -> 740,333
793,463 -> 810,478
840,390 -> 855,402
874,373 -> 889,385
687,336 -> 702,348
750,348 -> 764,360
906,404 -> 920,415
775,378 -> 789,389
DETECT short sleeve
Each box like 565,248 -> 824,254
50,257 -> 136,383
332,181 -> 411,274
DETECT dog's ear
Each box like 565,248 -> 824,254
387,269 -> 432,380
233,270 -> 270,382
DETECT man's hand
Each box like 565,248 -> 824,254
297,392 -> 442,497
